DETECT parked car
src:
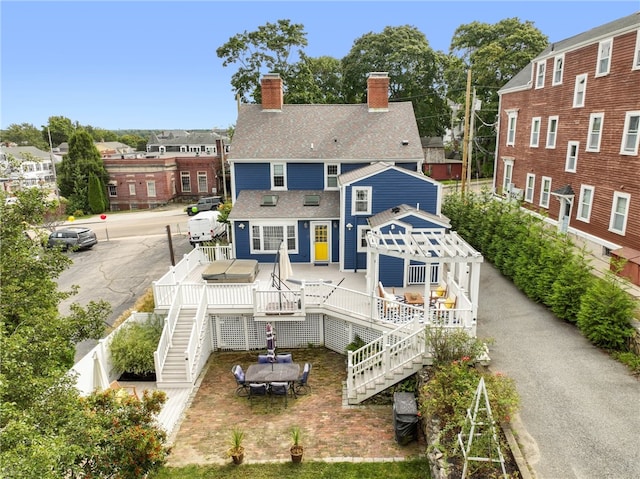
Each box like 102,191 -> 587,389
185,196 -> 222,216
48,227 -> 98,251
187,210 -> 227,246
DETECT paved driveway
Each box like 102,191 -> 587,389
477,264 -> 640,479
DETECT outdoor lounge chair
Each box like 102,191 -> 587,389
294,363 -> 312,396
109,380 -> 139,400
231,365 -> 249,397
269,381 -> 290,407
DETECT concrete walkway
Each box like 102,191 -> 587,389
477,264 -> 640,479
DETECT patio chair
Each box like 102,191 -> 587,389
257,354 -> 271,364
231,365 -> 249,397
269,381 -> 290,408
276,353 -> 293,363
294,363 -> 312,396
109,380 -> 139,400
248,383 -> 268,404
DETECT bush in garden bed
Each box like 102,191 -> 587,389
109,315 -> 163,377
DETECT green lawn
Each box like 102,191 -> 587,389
150,459 -> 431,479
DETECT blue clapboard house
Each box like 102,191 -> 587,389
228,72 -> 450,287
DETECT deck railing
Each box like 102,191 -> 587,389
185,285 -> 208,383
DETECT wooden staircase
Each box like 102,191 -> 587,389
156,307 -> 196,388
346,320 -> 429,404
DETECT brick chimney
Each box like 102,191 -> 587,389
261,73 -> 283,111
367,72 -> 389,112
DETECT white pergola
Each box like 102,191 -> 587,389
365,229 -> 484,318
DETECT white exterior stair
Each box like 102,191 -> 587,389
156,307 -> 196,388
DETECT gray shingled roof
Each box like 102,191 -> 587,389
230,102 -> 423,161
501,12 -> 640,93
368,204 -> 450,229
228,190 -> 340,220
1,146 -> 52,161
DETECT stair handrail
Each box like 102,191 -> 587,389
154,284 -> 184,382
347,318 -> 426,401
185,285 -> 208,383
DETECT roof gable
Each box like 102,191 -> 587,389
338,162 -> 437,187
369,204 -> 450,229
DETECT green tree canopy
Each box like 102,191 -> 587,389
446,17 -> 548,176
0,123 -> 48,150
286,54 -> 345,104
0,188 -> 169,478
57,130 -> 108,213
341,25 -> 449,137
44,115 -> 76,147
216,18 -> 308,103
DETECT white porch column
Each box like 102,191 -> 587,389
469,262 -> 481,320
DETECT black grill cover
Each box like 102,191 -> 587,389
393,392 -> 419,445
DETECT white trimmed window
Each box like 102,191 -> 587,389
197,171 -> 207,192
271,163 -> 287,190
535,60 -> 546,88
577,185 -> 595,223
596,38 -> 612,76
620,111 -> 640,155
357,225 -> 371,253
181,171 -> 191,192
587,113 -> 604,152
502,158 -> 514,194
546,116 -> 559,148
352,186 -> 372,214
506,111 -> 518,146
565,141 -> 579,172
326,163 -> 339,190
146,180 -> 156,198
633,29 -> 640,70
525,173 -> 535,203
540,176 -> 552,208
250,223 -> 297,253
553,54 -> 564,85
128,183 -> 136,196
530,117 -> 541,147
573,74 -> 587,108
609,192 -> 630,235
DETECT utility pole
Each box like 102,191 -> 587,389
467,87 -> 477,191
220,138 -> 228,200
461,69 -> 472,196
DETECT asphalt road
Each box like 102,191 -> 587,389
477,264 -> 640,479
56,206 -> 193,361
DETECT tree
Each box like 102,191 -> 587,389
0,123 -> 48,150
446,18 -> 548,177
341,25 -> 449,137
286,54 -> 345,104
119,133 -> 148,151
57,130 -> 108,214
44,115 -> 76,147
0,188 -> 170,478
88,172 -> 108,214
216,19 -> 308,103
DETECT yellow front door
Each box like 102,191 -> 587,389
313,223 -> 329,262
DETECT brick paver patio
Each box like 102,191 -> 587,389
166,348 -> 426,466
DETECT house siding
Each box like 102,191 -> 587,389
234,163 -> 271,193
287,163 -> 325,190
495,22 -> 640,260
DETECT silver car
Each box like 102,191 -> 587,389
48,227 -> 98,251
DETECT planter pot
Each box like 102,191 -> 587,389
290,446 -> 303,463
231,453 -> 244,465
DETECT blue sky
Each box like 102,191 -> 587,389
1,1 -> 638,131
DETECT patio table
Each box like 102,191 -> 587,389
245,362 -> 300,384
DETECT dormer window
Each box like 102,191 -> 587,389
261,194 -> 278,206
303,195 -> 320,206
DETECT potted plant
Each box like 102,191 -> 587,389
227,427 -> 245,465
289,426 -> 303,463
109,315 -> 163,381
